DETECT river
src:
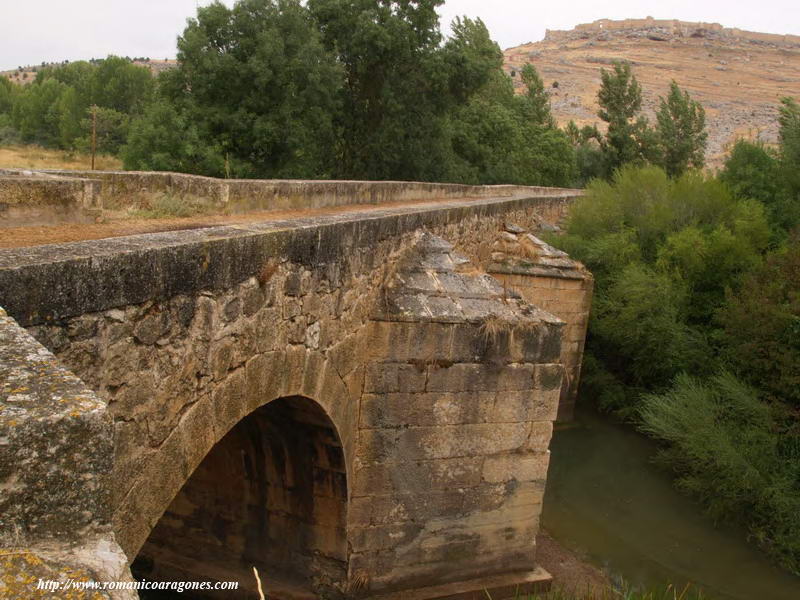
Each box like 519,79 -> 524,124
542,407 -> 800,600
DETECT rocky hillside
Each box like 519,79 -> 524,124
504,18 -> 800,167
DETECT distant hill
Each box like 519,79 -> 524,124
1,58 -> 176,86
504,18 -> 800,166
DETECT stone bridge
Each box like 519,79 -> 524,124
0,178 -> 591,599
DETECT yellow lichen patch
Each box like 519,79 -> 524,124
0,549 -> 109,600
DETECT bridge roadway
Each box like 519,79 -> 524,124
1,193 -> 564,249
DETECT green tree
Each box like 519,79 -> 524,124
565,120 -> 604,186
719,240 -> 800,408
596,62 -> 656,176
447,67 -> 575,187
0,77 -> 15,115
12,78 -> 69,146
779,97 -> 800,205
81,107 -> 130,155
308,0 -> 447,179
720,139 -> 798,236
308,1 -> 499,181
518,64 -> 555,128
90,56 -> 155,115
55,87 -> 84,149
123,100 -> 220,174
442,17 -> 503,105
655,81 -> 707,177
148,0 -> 343,178
0,78 -> 20,144
721,140 -> 782,207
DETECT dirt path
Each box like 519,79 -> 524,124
0,198 -> 460,249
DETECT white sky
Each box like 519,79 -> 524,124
1,0 -> 798,71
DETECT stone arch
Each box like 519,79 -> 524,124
131,394 -> 350,598
112,345 -> 361,594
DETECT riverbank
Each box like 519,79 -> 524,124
538,529 -> 612,595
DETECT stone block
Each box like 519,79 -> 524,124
527,421 -> 554,451
363,321 -> 454,363
176,395 -> 218,476
209,366 -> 247,438
208,336 -> 234,381
364,363 -> 427,394
364,491 -> 468,526
133,311 -> 170,345
357,423 -> 529,463
360,392 -> 495,428
352,458 -> 483,497
481,452 -> 550,484
349,523 -> 423,552
426,363 -> 534,393
534,363 -> 563,391
244,351 -> 286,411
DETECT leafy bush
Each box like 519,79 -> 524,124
720,139 -> 800,238
555,163 -> 769,410
718,240 -> 800,408
640,372 -> 800,574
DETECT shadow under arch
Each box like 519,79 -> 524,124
132,395 -> 348,599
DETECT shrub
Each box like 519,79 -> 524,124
640,372 -> 800,574
718,240 -> 800,408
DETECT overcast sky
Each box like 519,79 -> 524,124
1,0 -> 798,71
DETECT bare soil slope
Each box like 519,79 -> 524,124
504,19 -> 800,167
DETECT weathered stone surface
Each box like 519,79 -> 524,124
487,229 -> 594,421
0,537 -> 136,600
0,308 -> 112,545
347,234 -> 567,593
0,187 -> 591,598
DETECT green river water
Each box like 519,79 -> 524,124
542,407 -> 800,600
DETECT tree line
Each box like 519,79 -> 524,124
0,56 -> 155,154
1,0 -> 707,187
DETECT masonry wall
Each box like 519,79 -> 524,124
349,320 -> 562,594
133,396 -> 349,598
492,272 -> 593,421
0,308 -> 136,600
0,175 -> 100,227
0,191 -> 581,596
21,169 -> 581,214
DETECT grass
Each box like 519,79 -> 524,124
485,583 -> 705,600
127,192 -> 220,219
0,144 -> 122,171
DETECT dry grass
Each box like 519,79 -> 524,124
479,313 -> 540,344
0,144 -> 122,171
257,259 -> 280,286
485,582 -> 704,600
125,192 -> 220,219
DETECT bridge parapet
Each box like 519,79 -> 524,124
0,307 -> 135,598
0,168 -> 581,229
